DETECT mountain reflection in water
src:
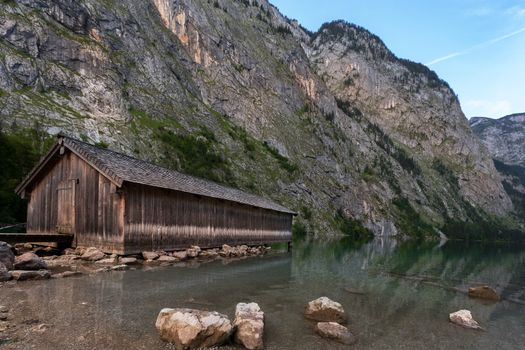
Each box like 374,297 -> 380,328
1,238 -> 524,349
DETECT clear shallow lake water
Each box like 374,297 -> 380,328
1,238 -> 525,349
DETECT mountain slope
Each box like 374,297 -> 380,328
470,113 -> 525,166
0,0 -> 518,239
470,113 -> 525,225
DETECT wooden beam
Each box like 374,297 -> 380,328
0,233 -> 73,245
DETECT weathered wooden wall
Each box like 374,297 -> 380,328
26,151 -> 125,253
25,150 -> 292,255
123,183 -> 292,254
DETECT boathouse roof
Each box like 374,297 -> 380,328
16,136 -> 296,215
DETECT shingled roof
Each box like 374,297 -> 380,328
16,136 -> 296,215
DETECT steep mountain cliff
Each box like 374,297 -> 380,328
0,0 -> 519,238
470,113 -> 525,224
470,113 -> 525,166
493,160 -> 525,223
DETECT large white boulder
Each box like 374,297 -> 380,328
233,302 -> 264,350
155,308 -> 232,349
449,310 -> 482,330
305,297 -> 346,323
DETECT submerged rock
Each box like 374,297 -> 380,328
0,242 -> 15,270
305,297 -> 346,323
449,310 -> 482,330
51,271 -> 82,279
315,322 -> 356,345
142,251 -> 159,261
155,308 -> 232,350
81,247 -> 106,261
14,252 -> 48,270
95,257 -> 117,265
111,264 -> 129,271
11,270 -> 51,281
233,302 -> 264,350
119,257 -> 138,265
158,255 -> 178,262
468,286 -> 500,301
0,262 -> 12,282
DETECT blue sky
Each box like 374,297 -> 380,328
271,0 -> 525,119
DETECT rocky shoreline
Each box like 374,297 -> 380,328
0,241 -> 273,284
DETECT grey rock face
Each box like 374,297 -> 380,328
306,21 -> 512,218
470,114 -> 525,165
0,1 -> 517,237
470,114 -> 525,224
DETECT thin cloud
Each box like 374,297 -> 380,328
426,52 -> 463,66
426,26 -> 525,66
483,26 -> 525,46
505,6 -> 525,18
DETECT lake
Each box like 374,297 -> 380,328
1,238 -> 524,349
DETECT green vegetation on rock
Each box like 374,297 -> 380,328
0,128 -> 54,223
156,127 -> 235,186
334,209 -> 373,240
392,197 -> 434,239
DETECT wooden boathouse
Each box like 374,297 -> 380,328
15,136 -> 295,254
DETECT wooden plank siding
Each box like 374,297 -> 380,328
23,147 -> 292,255
123,183 -> 292,254
26,151 -> 125,253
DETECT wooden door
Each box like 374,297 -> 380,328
57,179 -> 76,234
